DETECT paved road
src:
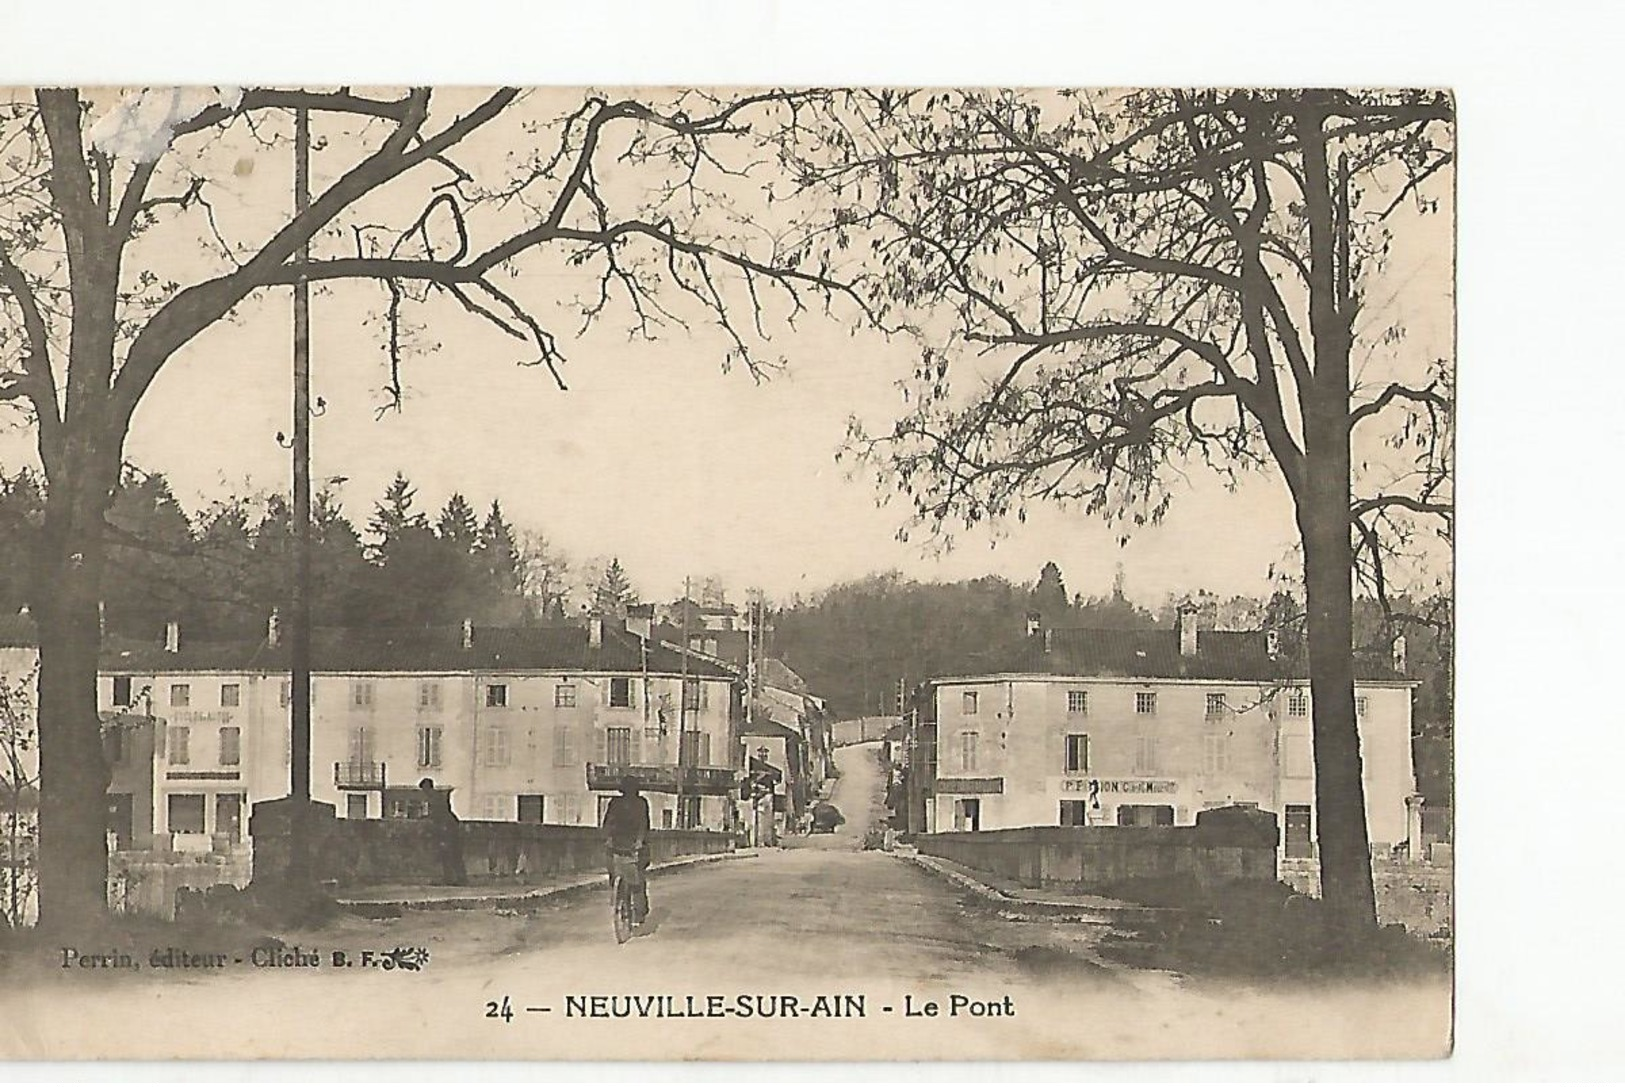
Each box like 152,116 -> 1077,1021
0,742 -> 1451,1061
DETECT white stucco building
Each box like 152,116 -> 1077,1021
926,609 -> 1417,855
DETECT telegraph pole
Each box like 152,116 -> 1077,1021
290,105 -> 313,803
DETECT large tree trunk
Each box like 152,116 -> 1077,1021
1298,451 -> 1379,938
1293,95 -> 1379,939
34,490 -> 116,932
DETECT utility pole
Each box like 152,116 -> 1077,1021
290,105 -> 313,804
677,576 -> 689,829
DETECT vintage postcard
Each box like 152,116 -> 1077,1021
0,85 -> 1453,1061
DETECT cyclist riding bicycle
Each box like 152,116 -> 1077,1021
601,776 -> 651,925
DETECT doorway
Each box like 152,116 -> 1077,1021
1284,804 -> 1313,857
955,798 -> 981,832
215,793 -> 243,844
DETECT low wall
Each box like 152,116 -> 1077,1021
917,807 -> 1278,894
109,850 -> 254,921
285,815 -> 734,890
1279,856 -> 1453,939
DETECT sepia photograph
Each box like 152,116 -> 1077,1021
0,78 -> 1456,1062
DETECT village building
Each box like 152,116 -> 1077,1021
93,615 -> 745,849
919,606 -> 1417,855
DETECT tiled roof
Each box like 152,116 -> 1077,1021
0,614 -> 37,648
987,627 -> 1402,683
98,623 -> 737,679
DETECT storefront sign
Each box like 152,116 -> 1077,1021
934,777 -> 1004,795
1061,778 -> 1177,794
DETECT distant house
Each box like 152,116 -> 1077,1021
920,606 -> 1416,855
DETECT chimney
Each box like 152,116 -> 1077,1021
1392,635 -> 1407,675
1025,611 -> 1042,638
588,614 -> 603,649
1176,603 -> 1198,658
267,609 -> 280,648
1266,629 -> 1280,660
625,604 -> 653,642
461,618 -> 474,650
164,620 -> 180,654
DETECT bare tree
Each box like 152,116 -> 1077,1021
791,89 -> 1453,936
0,663 -> 39,928
0,86 -> 854,928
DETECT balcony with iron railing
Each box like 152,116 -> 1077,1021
334,760 -> 387,790
584,761 -> 738,796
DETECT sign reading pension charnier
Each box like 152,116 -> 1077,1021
1060,779 -> 1178,794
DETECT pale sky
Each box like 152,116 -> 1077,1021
0,87 -> 1450,609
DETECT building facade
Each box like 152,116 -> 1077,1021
924,611 -> 1417,853
95,617 -> 744,848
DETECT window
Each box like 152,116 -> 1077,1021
1064,733 -> 1091,773
485,683 -> 508,708
1067,690 -> 1088,715
607,726 -> 633,765
1135,691 -> 1157,715
553,722 -> 575,768
167,725 -> 190,765
518,794 -> 545,824
1356,695 -> 1369,717
348,726 -> 374,764
962,691 -> 979,715
346,794 -> 368,819
1059,800 -> 1089,826
220,683 -> 240,708
218,726 -> 240,766
1205,692 -> 1227,717
170,683 -> 190,708
351,681 -> 374,709
609,677 -> 633,708
1202,734 -> 1231,775
418,682 -> 441,709
417,726 -> 443,769
279,680 -> 292,708
483,727 -> 511,767
683,678 -> 701,712
957,731 -> 979,772
112,676 -> 132,707
167,794 -> 206,835
703,638 -> 719,656
1287,688 -> 1309,717
555,683 -> 577,708
680,730 -> 703,766
1134,736 -> 1160,775
679,795 -> 701,830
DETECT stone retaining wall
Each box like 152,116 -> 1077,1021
1278,856 -> 1453,939
917,806 -> 1278,894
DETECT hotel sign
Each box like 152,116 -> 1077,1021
1061,778 -> 1177,794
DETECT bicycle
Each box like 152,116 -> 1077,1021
608,850 -> 646,944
